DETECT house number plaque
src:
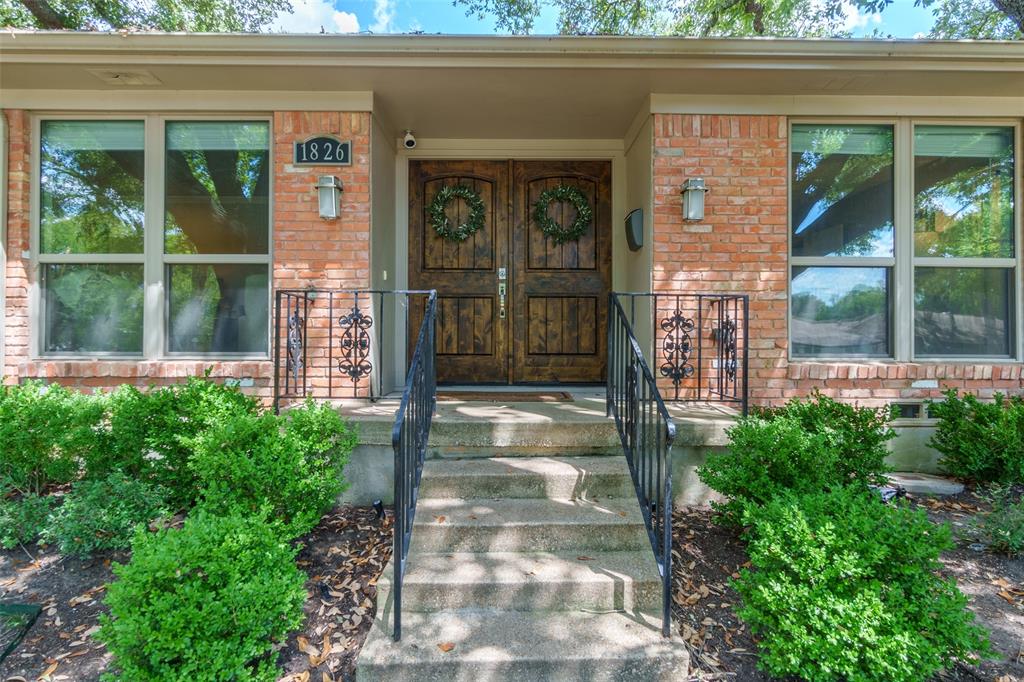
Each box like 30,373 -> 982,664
294,135 -> 352,166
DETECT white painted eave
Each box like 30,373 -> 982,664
1,31 -> 1023,69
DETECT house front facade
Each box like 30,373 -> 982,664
1,33 -> 1022,420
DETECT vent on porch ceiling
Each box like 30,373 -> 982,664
87,69 -> 162,86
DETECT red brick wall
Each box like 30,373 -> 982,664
1,110 -> 372,402
652,113 -> 1023,407
3,110 -> 30,382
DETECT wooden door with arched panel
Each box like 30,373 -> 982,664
511,160 -> 611,383
408,160 -> 510,384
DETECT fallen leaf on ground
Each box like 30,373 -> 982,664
438,642 -> 455,653
297,635 -> 320,658
37,661 -> 59,680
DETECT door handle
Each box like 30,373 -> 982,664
498,267 -> 507,319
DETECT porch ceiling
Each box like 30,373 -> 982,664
2,33 -> 1023,139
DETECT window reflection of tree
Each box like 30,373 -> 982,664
41,141 -> 144,253
792,282 -> 889,355
792,128 -> 1011,259
791,127 -> 894,257
915,146 -> 1014,258
45,125 -> 270,352
163,128 -> 270,352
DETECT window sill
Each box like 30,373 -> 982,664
19,358 -> 274,381
789,357 -> 1020,364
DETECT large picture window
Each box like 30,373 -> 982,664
790,123 -> 895,357
37,117 -> 271,357
790,120 -> 1018,361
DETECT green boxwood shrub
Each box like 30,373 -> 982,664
927,390 -> 1024,483
190,400 -> 355,538
0,492 -> 54,549
90,377 -> 260,507
698,392 -> 895,521
734,487 -> 990,682
976,485 -> 1024,555
98,511 -> 306,682
43,473 -> 169,557
0,381 -> 105,495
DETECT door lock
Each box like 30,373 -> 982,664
498,282 -> 507,319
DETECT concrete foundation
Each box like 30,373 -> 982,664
323,397 -> 949,507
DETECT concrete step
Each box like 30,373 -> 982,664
418,456 -> 635,500
412,497 -> 649,553
357,609 -> 687,682
399,550 -> 662,612
345,398 -> 623,457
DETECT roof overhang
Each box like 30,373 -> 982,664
2,32 -> 1022,139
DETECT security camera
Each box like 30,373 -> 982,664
403,130 -> 417,149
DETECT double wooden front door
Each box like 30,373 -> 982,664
409,159 -> 611,384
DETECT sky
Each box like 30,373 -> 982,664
270,0 -> 937,38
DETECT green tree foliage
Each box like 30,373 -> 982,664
0,0 -> 288,32
455,0 -> 1023,37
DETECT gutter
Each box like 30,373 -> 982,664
1,32 -> 1022,69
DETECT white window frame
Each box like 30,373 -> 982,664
30,113 -> 274,361
788,117 -> 1022,363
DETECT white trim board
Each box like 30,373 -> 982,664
650,95 -> 1024,117
1,90 -> 375,113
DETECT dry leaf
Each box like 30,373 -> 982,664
576,556 -> 594,561
997,590 -> 1017,605
438,642 -> 455,653
297,635 -> 320,658
37,661 -> 59,680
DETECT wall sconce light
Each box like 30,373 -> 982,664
681,178 -> 710,221
316,175 -> 343,220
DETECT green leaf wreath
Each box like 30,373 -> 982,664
532,185 -> 593,245
429,184 -> 486,243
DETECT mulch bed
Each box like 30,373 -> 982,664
277,506 -> 392,682
4,493 -> 1021,681
0,505 -> 392,682
672,486 -> 1024,681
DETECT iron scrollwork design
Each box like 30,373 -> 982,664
286,308 -> 304,387
716,316 -> 738,382
659,309 -> 695,389
338,298 -> 373,384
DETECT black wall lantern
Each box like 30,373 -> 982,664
624,208 -> 643,251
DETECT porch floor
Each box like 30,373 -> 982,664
288,393 -> 740,452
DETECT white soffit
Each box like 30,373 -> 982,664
1,33 -> 1022,139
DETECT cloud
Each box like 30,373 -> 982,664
272,0 -> 360,33
370,0 -> 396,33
840,1 -> 882,31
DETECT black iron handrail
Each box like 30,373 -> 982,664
272,289 -> 435,413
615,292 -> 749,415
606,292 -> 676,638
391,290 -> 437,641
